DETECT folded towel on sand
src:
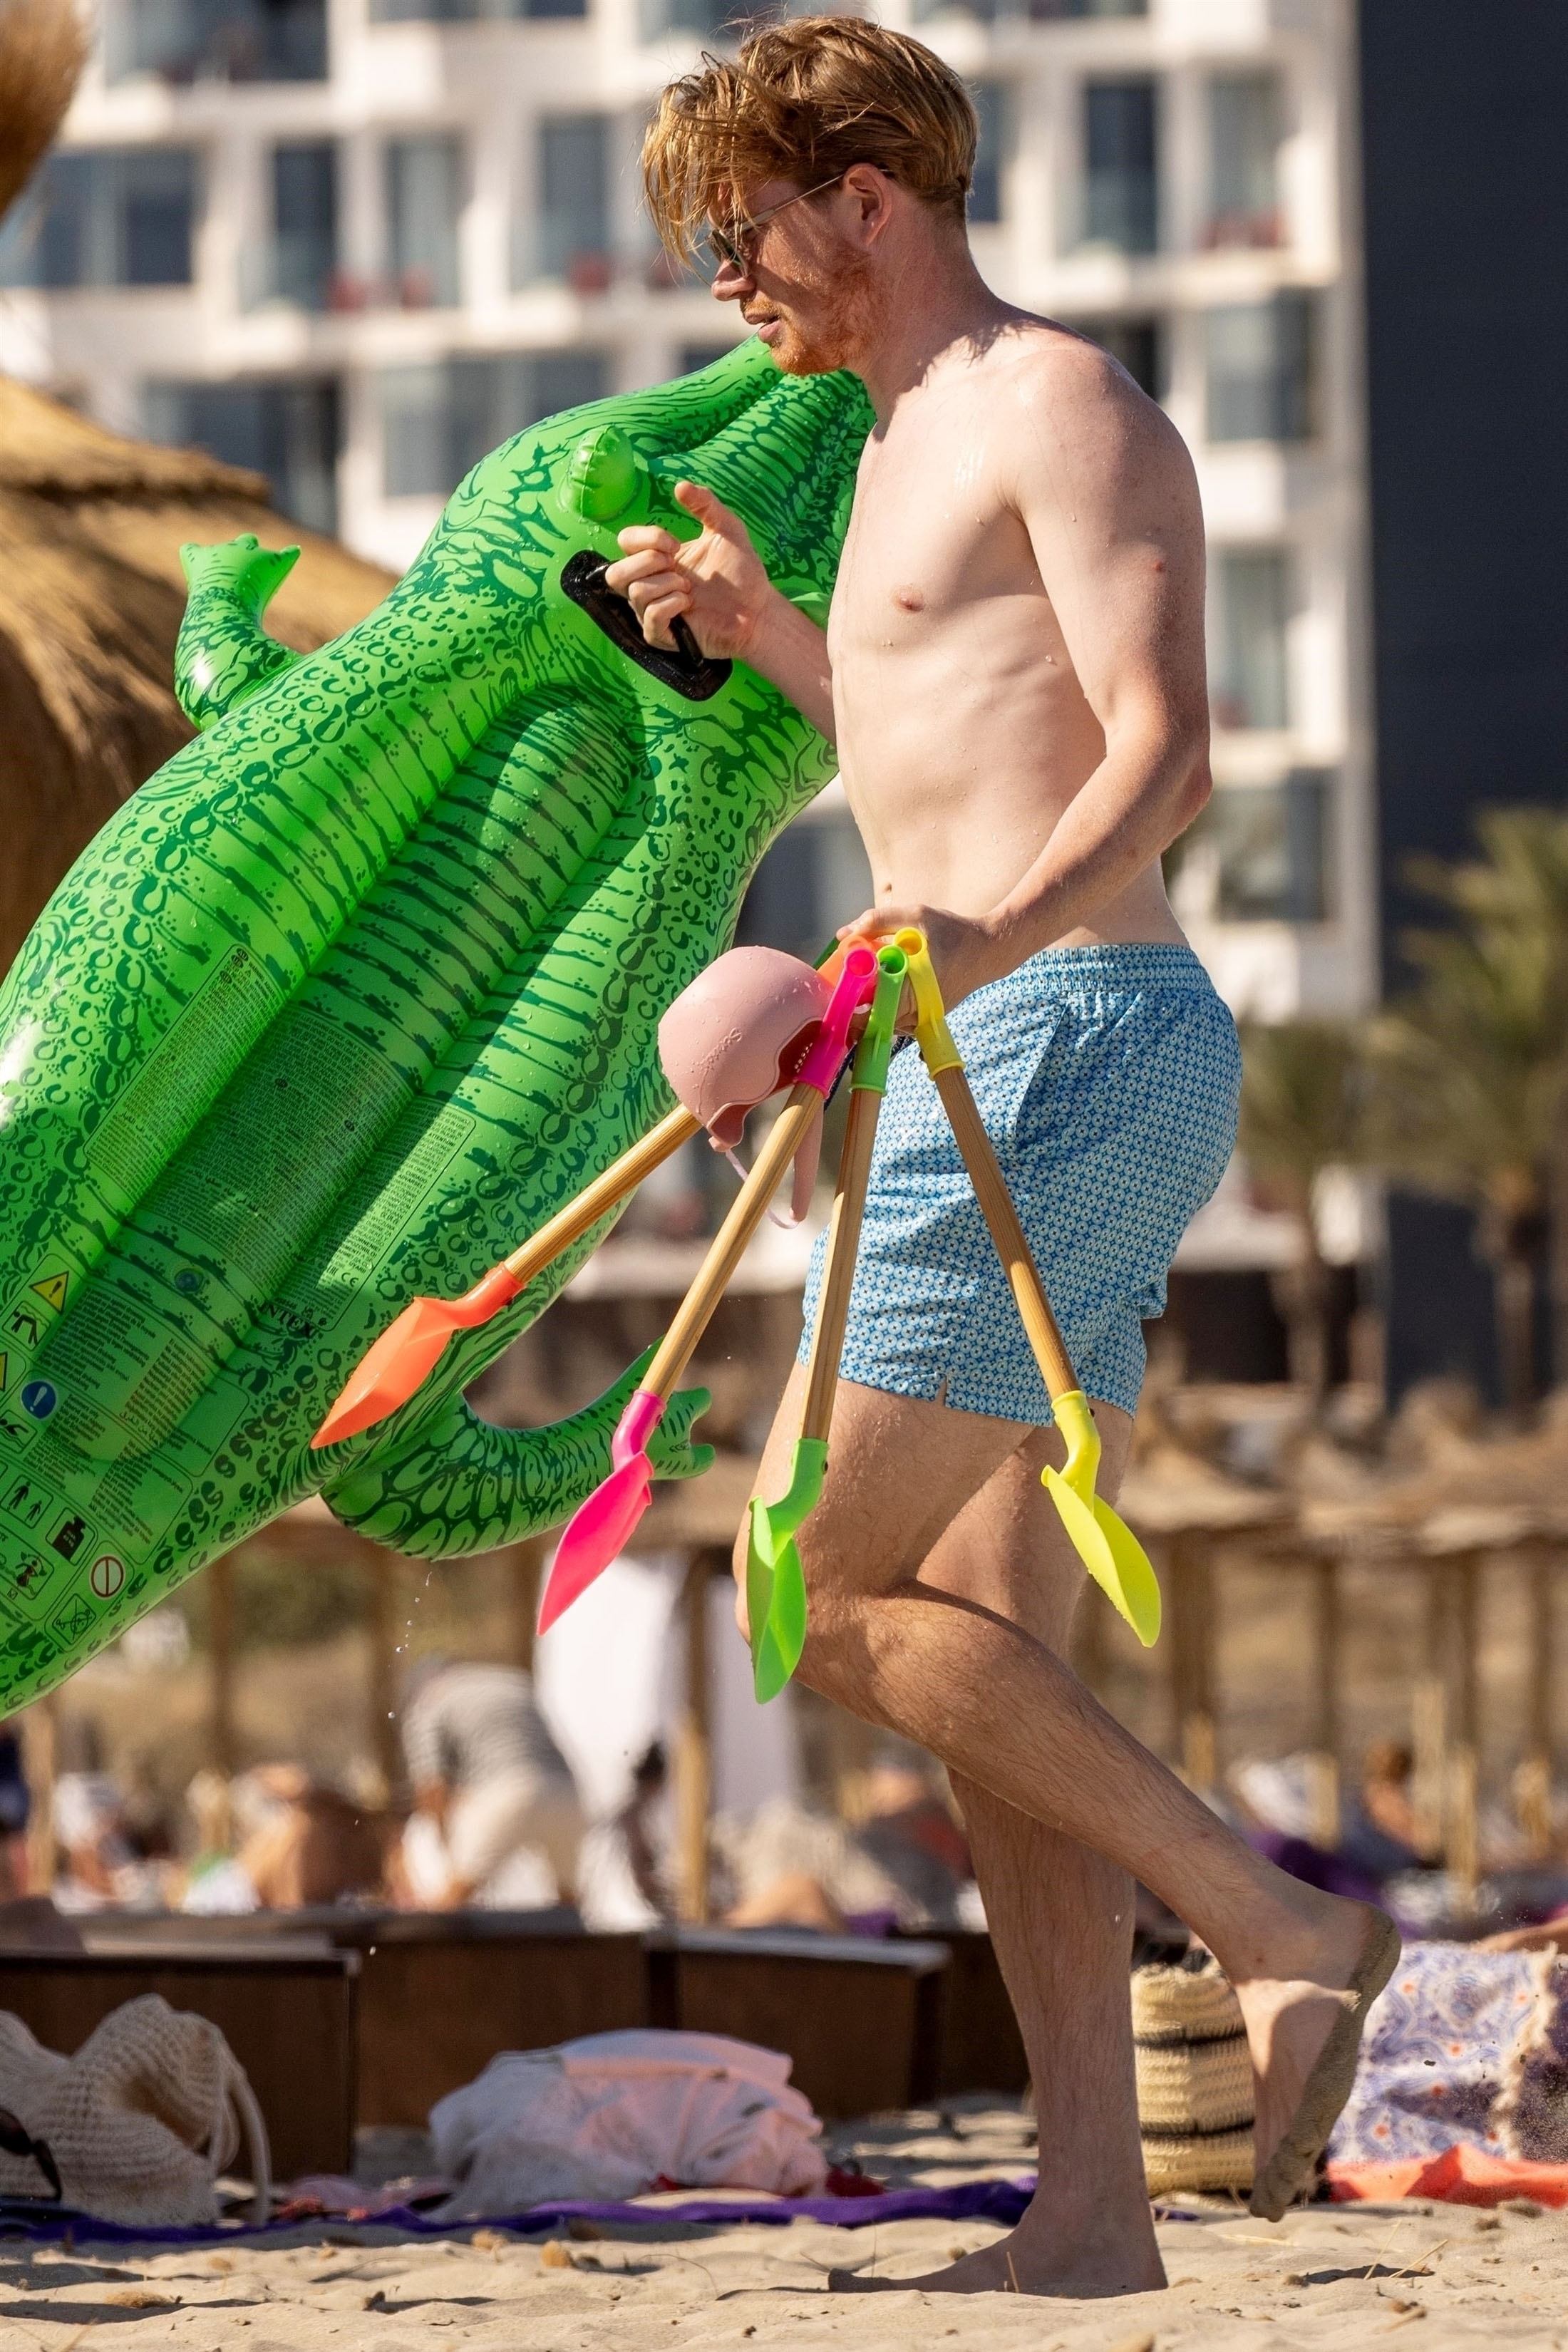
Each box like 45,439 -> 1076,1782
1330,1940 -> 1568,2168
430,2029 -> 829,2213
1330,2143 -> 1568,2208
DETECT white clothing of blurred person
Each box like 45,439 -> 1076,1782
401,1661 -> 583,1909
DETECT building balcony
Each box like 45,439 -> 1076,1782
105,0 -> 329,85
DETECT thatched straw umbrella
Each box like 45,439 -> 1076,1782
0,381 -> 396,968
0,0 -> 83,227
0,0 -> 395,971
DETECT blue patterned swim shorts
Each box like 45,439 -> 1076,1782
798,942 -> 1240,1425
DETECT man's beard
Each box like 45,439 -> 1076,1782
750,242 -> 880,377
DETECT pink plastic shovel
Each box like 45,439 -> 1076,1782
536,943 -> 879,1634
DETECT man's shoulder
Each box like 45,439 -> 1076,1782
965,319 -> 1192,506
968,318 -> 1161,433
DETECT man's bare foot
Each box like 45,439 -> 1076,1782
1230,1900 -> 1400,2221
829,2219 -> 1166,2298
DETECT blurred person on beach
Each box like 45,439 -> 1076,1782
51,1772 -> 164,1911
0,1735 -> 29,1901
572,1741 -> 679,1929
399,1659 -> 583,1909
236,1766 -> 388,1909
723,1739 -> 974,1934
182,1764 -> 390,1911
1336,1740 -> 1423,1884
614,1740 -> 674,1918
609,15 -> 1398,2291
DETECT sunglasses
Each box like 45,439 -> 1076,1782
0,2106 -> 61,2202
701,175 -> 844,275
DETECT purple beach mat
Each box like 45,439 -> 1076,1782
0,2178 -> 1040,2249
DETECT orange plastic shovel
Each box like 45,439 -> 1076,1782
312,1104 -> 701,1448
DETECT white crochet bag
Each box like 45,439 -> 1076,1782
0,1995 -> 270,2224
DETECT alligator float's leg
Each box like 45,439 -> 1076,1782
176,535 -> 305,731
319,1349 -> 713,1557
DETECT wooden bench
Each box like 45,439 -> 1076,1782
907,1928 -> 1028,2098
334,1914 -> 648,2127
73,1909 -> 649,2132
646,1927 -> 950,2118
5,1911 -> 1011,2143
0,1941 -> 359,2179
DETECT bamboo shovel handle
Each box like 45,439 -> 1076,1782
800,1082 -> 882,1443
644,1088 -> 822,1403
932,1062 -> 1079,1403
502,1105 -> 701,1289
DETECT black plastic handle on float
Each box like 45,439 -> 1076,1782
559,550 -> 733,703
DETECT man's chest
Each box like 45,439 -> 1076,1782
828,422 -> 1043,655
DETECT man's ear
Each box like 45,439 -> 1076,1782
838,161 -> 895,245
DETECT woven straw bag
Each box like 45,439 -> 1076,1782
1133,1955 -> 1253,2194
0,1995 -> 269,2225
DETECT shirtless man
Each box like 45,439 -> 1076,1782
608,19 -> 1396,2296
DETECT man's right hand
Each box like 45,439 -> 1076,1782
606,480 -> 778,661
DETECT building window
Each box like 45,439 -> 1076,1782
371,0 -> 582,16
1205,295 -> 1316,443
525,114 -> 611,292
382,351 -> 608,498
639,0 -> 728,36
1166,773 -> 1333,925
386,136 -> 463,309
1077,314 -> 1163,400
0,148 -> 198,288
1207,73 -> 1281,249
1212,549 -> 1291,731
271,140 -> 336,309
1082,79 -> 1157,255
921,0 -> 1146,16
143,377 -> 341,534
969,83 -> 1008,226
108,0 -> 326,83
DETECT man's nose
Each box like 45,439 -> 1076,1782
711,254 -> 753,301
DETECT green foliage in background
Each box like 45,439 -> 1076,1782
1237,1017 -> 1368,1405
1238,808 -> 1568,1412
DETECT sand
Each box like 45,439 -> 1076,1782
0,2105 -> 1563,2351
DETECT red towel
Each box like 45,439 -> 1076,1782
1329,2143 -> 1568,2209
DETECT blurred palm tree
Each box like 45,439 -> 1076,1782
1366,810 -> 1568,1415
1238,1018 -> 1367,1407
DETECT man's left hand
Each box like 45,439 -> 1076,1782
837,903 -> 1006,1020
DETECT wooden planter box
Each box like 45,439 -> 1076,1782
646,1927 -> 950,2119
0,1942 -> 359,2179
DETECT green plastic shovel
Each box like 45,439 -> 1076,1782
746,942 -> 908,1701
894,928 -> 1162,1648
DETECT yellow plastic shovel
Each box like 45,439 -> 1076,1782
894,927 -> 1162,1646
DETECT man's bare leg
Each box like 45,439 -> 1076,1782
740,1371 -> 1391,2289
908,1419 -> 1162,2294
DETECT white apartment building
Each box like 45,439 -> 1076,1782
0,0 -> 1373,1029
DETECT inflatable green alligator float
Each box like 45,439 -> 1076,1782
0,339 -> 872,1713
